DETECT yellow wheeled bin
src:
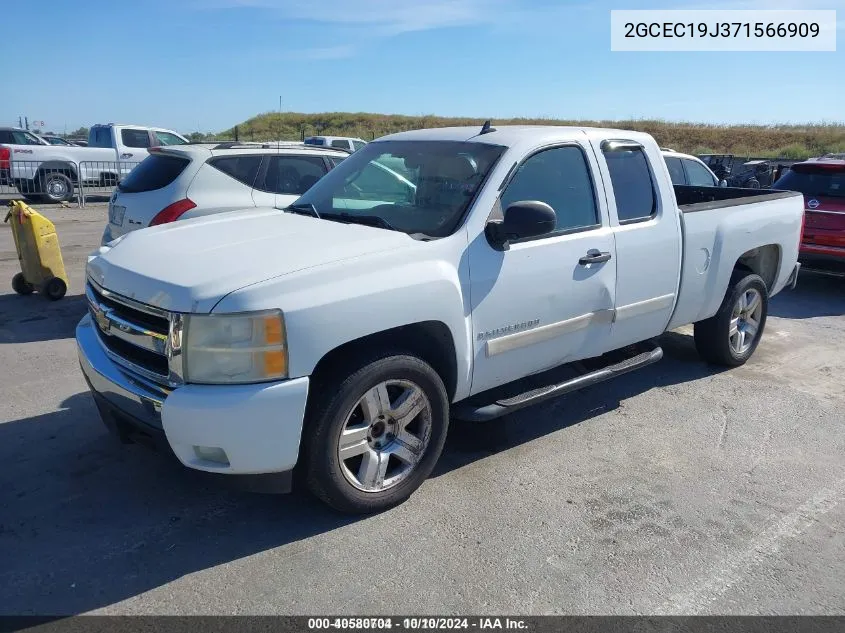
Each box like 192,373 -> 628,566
4,200 -> 68,300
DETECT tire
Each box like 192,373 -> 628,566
304,352 -> 450,514
12,272 -> 35,295
745,178 -> 761,189
42,277 -> 67,301
694,272 -> 768,367
38,171 -> 75,203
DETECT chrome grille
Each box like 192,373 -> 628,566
85,279 -> 179,386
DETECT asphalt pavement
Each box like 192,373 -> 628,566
1,205 -> 843,615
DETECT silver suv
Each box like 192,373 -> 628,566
102,142 -> 349,245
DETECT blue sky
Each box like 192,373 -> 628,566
4,0 -> 843,134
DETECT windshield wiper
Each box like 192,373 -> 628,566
285,202 -> 321,219
322,212 -> 397,232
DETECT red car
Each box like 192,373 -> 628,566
773,157 -> 845,272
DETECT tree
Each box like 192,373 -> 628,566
188,132 -> 207,142
71,126 -> 89,138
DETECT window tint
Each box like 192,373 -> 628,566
210,155 -> 263,187
352,141 -> 366,151
89,127 -> 112,148
683,159 -> 717,186
258,155 -> 327,195
328,156 -> 346,168
603,145 -> 656,223
500,145 -> 599,234
9,131 -> 44,145
331,139 -> 350,149
121,128 -> 151,148
118,154 -> 189,193
0,130 -> 12,143
664,157 -> 686,185
774,167 -> 845,198
154,131 -> 186,146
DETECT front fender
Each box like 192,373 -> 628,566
212,239 -> 473,400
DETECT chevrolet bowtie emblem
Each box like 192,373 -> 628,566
93,305 -> 111,334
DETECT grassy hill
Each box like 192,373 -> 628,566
214,112 -> 845,160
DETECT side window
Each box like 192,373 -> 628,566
154,131 -> 186,146
209,155 -> 264,187
0,131 -> 13,143
331,139 -> 350,150
121,128 -> 152,148
683,159 -> 718,187
258,155 -> 327,195
352,141 -> 366,151
602,144 -> 656,223
11,131 -> 43,145
328,156 -> 346,168
664,157 -> 686,185
500,145 -> 599,234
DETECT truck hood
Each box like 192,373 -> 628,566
87,208 -> 414,313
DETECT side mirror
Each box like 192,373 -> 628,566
485,200 -> 556,250
719,179 -> 728,188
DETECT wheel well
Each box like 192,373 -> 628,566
37,163 -> 78,180
309,321 -> 458,401
734,244 -> 780,291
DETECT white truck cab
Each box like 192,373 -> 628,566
77,124 -> 803,513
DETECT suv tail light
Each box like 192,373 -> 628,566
0,147 -> 10,170
800,209 -> 806,246
150,198 -> 196,226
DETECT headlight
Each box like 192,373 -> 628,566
183,310 -> 287,384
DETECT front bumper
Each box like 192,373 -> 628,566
76,314 -> 310,490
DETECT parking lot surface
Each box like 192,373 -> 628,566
1,205 -> 844,615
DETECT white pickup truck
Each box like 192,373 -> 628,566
0,123 -> 187,202
77,124 -> 803,513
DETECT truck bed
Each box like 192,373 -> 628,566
674,184 -> 799,211
667,185 -> 804,331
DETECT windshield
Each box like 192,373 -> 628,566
291,140 -> 505,238
774,166 -> 845,198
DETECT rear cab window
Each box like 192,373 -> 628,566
331,140 -> 351,150
89,127 -> 113,148
118,154 -> 189,193
602,141 -> 657,224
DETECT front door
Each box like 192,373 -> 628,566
467,143 -> 617,395
251,154 -> 330,209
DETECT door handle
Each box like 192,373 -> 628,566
120,153 -> 133,159
579,249 -> 612,265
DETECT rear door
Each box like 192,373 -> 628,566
252,154 -> 330,208
592,139 -> 682,350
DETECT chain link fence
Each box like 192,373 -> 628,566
0,159 -> 140,206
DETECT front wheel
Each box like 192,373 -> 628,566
42,277 -> 67,301
304,353 -> 449,514
12,272 -> 35,295
694,272 -> 768,367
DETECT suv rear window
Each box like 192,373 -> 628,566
774,165 -> 845,198
118,154 -> 189,193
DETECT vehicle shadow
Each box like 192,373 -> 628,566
0,292 -> 87,344
0,330 -> 718,616
768,270 -> 845,320
435,329 -> 723,473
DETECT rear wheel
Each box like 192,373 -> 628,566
38,171 -> 75,203
304,352 -> 449,514
694,272 -> 768,367
12,272 -> 34,295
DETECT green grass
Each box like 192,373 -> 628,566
201,112 -> 845,160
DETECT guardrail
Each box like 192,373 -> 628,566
0,160 -> 141,207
